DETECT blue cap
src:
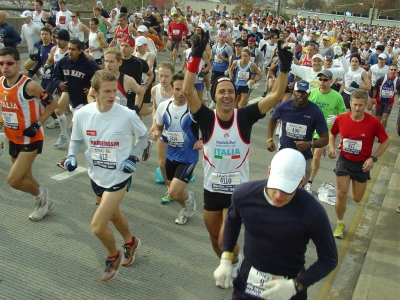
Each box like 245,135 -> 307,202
370,38 -> 376,42
148,5 -> 153,9
294,80 -> 310,93
221,13 -> 226,17
325,55 -> 333,60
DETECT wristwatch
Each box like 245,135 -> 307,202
294,279 -> 303,292
36,120 -> 42,126
371,156 -> 378,162
146,83 -> 151,88
310,140 -> 314,148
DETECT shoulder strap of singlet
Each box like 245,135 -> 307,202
118,72 -> 127,97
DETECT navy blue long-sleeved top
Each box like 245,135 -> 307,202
53,52 -> 100,108
32,42 -> 55,82
223,179 -> 338,294
0,23 -> 22,48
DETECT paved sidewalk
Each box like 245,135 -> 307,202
352,139 -> 400,300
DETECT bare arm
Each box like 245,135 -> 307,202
87,87 -> 96,103
258,69 -> 289,115
229,60 -> 237,80
360,71 -> 371,91
25,81 -> 57,124
125,76 -> 144,107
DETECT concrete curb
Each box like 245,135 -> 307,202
352,139 -> 400,300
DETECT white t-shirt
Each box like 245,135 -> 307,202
71,102 -> 148,188
21,21 -> 41,54
56,10 -> 72,29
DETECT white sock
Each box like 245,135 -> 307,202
36,187 -> 44,199
58,114 -> 67,136
337,220 -> 344,223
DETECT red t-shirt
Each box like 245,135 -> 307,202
167,22 -> 188,39
330,112 -> 388,162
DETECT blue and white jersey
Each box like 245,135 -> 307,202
211,43 -> 233,72
154,100 -> 199,163
234,61 -> 252,87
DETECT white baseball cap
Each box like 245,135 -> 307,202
137,25 -> 148,32
378,53 -> 387,59
136,36 -> 148,46
312,54 -> 325,61
267,149 -> 306,194
20,10 -> 33,18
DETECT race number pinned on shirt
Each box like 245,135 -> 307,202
381,89 -> 394,99
91,147 -> 117,169
342,138 -> 362,154
285,122 -> 307,139
165,131 -> 184,147
245,267 -> 286,298
172,29 -> 180,36
1,111 -> 18,129
211,171 -> 240,192
238,70 -> 250,81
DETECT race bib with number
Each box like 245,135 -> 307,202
285,122 -> 307,139
381,89 -> 394,99
238,70 -> 250,81
214,54 -> 223,63
91,147 -> 117,169
1,111 -> 18,129
166,131 -> 184,147
245,267 -> 286,298
172,29 -> 180,36
342,138 -> 362,154
211,171 -> 240,192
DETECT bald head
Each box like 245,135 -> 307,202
0,11 -> 7,26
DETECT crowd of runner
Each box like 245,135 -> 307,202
0,1 -> 399,298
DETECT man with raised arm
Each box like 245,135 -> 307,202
183,32 -> 293,288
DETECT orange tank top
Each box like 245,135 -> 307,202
0,75 -> 44,144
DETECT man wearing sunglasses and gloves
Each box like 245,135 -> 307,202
214,148 -> 338,299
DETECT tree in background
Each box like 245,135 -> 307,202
231,1 -> 262,16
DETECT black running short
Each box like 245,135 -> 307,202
341,92 -> 351,110
334,155 -> 370,183
375,102 -> 393,116
203,189 -> 232,211
165,159 -> 196,184
90,176 -> 132,197
9,140 -> 43,158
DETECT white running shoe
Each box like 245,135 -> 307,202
46,119 -> 60,129
54,134 -> 69,147
175,208 -> 188,225
304,183 -> 312,194
184,191 -> 196,217
29,188 -> 54,221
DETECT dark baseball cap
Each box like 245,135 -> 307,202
317,69 -> 333,78
54,29 -> 70,41
234,40 -> 244,46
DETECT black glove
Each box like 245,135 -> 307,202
28,70 -> 35,78
191,29 -> 210,58
276,40 -> 293,73
350,81 -> 360,88
198,71 -> 205,77
178,70 -> 183,74
23,121 -> 41,138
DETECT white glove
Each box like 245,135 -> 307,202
333,45 -> 342,56
213,254 -> 233,289
326,114 -> 337,125
260,279 -> 296,300
247,81 -> 259,90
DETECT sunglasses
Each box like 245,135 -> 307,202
71,16 -> 76,18
318,78 -> 330,82
0,61 -> 19,67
